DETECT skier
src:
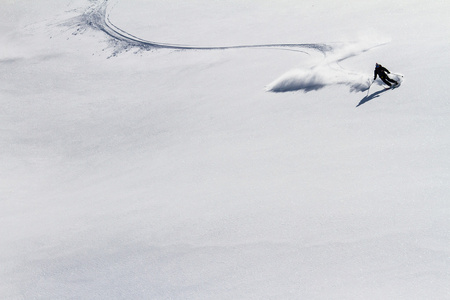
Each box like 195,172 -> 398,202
374,63 -> 398,87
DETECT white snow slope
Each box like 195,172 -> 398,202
1,0 -> 450,299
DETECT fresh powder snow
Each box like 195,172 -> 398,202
1,0 -> 449,299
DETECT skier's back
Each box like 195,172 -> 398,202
374,63 -> 398,87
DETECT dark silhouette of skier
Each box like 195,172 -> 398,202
374,63 -> 398,87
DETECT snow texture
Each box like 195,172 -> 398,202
1,0 -> 450,299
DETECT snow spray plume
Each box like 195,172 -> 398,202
266,67 -> 371,93
267,39 -> 388,94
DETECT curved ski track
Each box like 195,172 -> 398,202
73,0 -> 334,55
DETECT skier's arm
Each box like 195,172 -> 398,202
374,69 -> 377,80
382,67 -> 390,74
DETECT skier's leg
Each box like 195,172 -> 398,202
386,76 -> 398,85
380,76 -> 392,86
391,78 -> 399,85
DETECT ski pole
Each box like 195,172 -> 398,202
366,79 -> 373,97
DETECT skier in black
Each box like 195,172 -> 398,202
374,63 -> 398,87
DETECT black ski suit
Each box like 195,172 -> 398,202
374,65 -> 398,87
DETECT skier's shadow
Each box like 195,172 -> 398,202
356,88 -> 388,107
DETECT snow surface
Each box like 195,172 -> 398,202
1,0 -> 450,299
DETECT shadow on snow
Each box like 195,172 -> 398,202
356,88 -> 389,107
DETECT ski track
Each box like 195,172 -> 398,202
64,0 -> 333,56
62,0 -> 388,94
